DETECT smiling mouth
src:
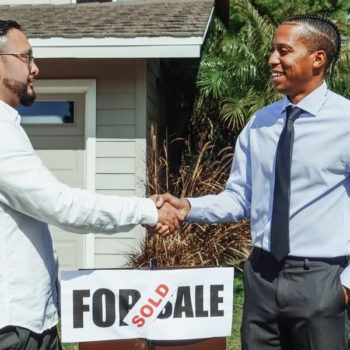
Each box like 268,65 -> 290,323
271,72 -> 284,78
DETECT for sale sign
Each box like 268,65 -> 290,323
61,267 -> 234,343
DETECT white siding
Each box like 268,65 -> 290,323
37,58 -> 149,268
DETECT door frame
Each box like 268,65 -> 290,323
34,79 -> 96,268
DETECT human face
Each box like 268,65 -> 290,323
0,28 -> 39,107
268,24 -> 324,104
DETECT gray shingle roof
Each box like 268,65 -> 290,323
0,0 -> 215,39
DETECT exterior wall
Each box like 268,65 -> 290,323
36,58 -> 148,268
147,59 -> 161,134
146,59 -> 161,174
0,0 -> 123,3
0,0 -> 75,4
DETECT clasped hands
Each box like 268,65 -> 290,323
147,193 -> 191,235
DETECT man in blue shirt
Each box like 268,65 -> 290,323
157,15 -> 350,350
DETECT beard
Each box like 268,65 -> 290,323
3,78 -> 36,107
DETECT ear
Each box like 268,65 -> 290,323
312,50 -> 327,70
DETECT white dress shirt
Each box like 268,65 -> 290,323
0,100 -> 158,333
187,82 -> 350,287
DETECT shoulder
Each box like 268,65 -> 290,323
327,89 -> 350,105
256,99 -> 284,117
323,90 -> 350,119
247,99 -> 284,129
237,99 -> 284,143
0,118 -> 32,152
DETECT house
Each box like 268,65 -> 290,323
0,0 -> 220,270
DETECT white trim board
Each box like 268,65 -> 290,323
30,37 -> 205,58
35,79 -> 97,268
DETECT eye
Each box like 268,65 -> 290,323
278,47 -> 290,56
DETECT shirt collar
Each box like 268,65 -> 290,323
0,100 -> 21,124
281,81 -> 328,117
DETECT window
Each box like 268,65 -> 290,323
18,100 -> 74,125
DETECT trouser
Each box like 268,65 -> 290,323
241,248 -> 349,350
0,326 -> 61,350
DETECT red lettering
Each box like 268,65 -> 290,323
132,315 -> 145,328
140,305 -> 153,318
155,284 -> 169,298
148,297 -> 162,307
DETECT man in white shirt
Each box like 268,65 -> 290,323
0,20 -> 182,350
157,15 -> 350,350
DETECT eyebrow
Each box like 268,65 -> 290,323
20,48 -> 32,55
273,43 -> 293,50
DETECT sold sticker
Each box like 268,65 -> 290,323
122,283 -> 175,333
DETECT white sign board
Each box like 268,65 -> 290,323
61,267 -> 234,343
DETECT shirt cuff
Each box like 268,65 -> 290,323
140,198 -> 158,226
185,197 -> 201,222
340,265 -> 350,289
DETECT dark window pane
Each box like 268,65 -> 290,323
17,101 -> 74,125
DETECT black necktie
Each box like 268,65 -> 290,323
270,105 -> 302,261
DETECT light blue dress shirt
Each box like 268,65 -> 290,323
187,82 -> 350,287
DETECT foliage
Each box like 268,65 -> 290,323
196,0 -> 350,133
227,272 -> 244,350
128,127 -> 251,270
196,3 -> 279,132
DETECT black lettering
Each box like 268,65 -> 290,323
119,289 -> 141,326
73,289 -> 90,328
92,288 -> 116,327
174,286 -> 194,318
157,301 -> 173,319
195,285 -> 209,317
210,285 -> 224,316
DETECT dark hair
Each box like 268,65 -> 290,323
282,14 -> 341,74
0,20 -> 21,37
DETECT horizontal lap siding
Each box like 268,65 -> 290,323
37,58 -> 149,268
95,68 -> 137,268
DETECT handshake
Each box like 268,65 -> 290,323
148,193 -> 191,235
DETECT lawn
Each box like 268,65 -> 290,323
228,271 -> 244,350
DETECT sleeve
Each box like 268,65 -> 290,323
186,116 -> 253,223
0,121 -> 158,233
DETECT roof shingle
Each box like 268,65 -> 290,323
0,0 -> 215,39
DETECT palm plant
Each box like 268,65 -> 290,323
196,0 -> 278,131
196,0 -> 350,132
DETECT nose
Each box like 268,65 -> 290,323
30,60 -> 39,76
268,49 -> 279,68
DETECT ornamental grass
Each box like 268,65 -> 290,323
127,123 -> 252,270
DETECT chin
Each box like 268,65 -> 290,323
274,85 -> 290,95
20,91 -> 36,107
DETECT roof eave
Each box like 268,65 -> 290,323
30,36 -> 205,58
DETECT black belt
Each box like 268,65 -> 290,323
286,255 -> 348,267
251,247 -> 348,268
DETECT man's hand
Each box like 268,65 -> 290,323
153,193 -> 191,218
146,193 -> 191,235
342,286 -> 350,305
